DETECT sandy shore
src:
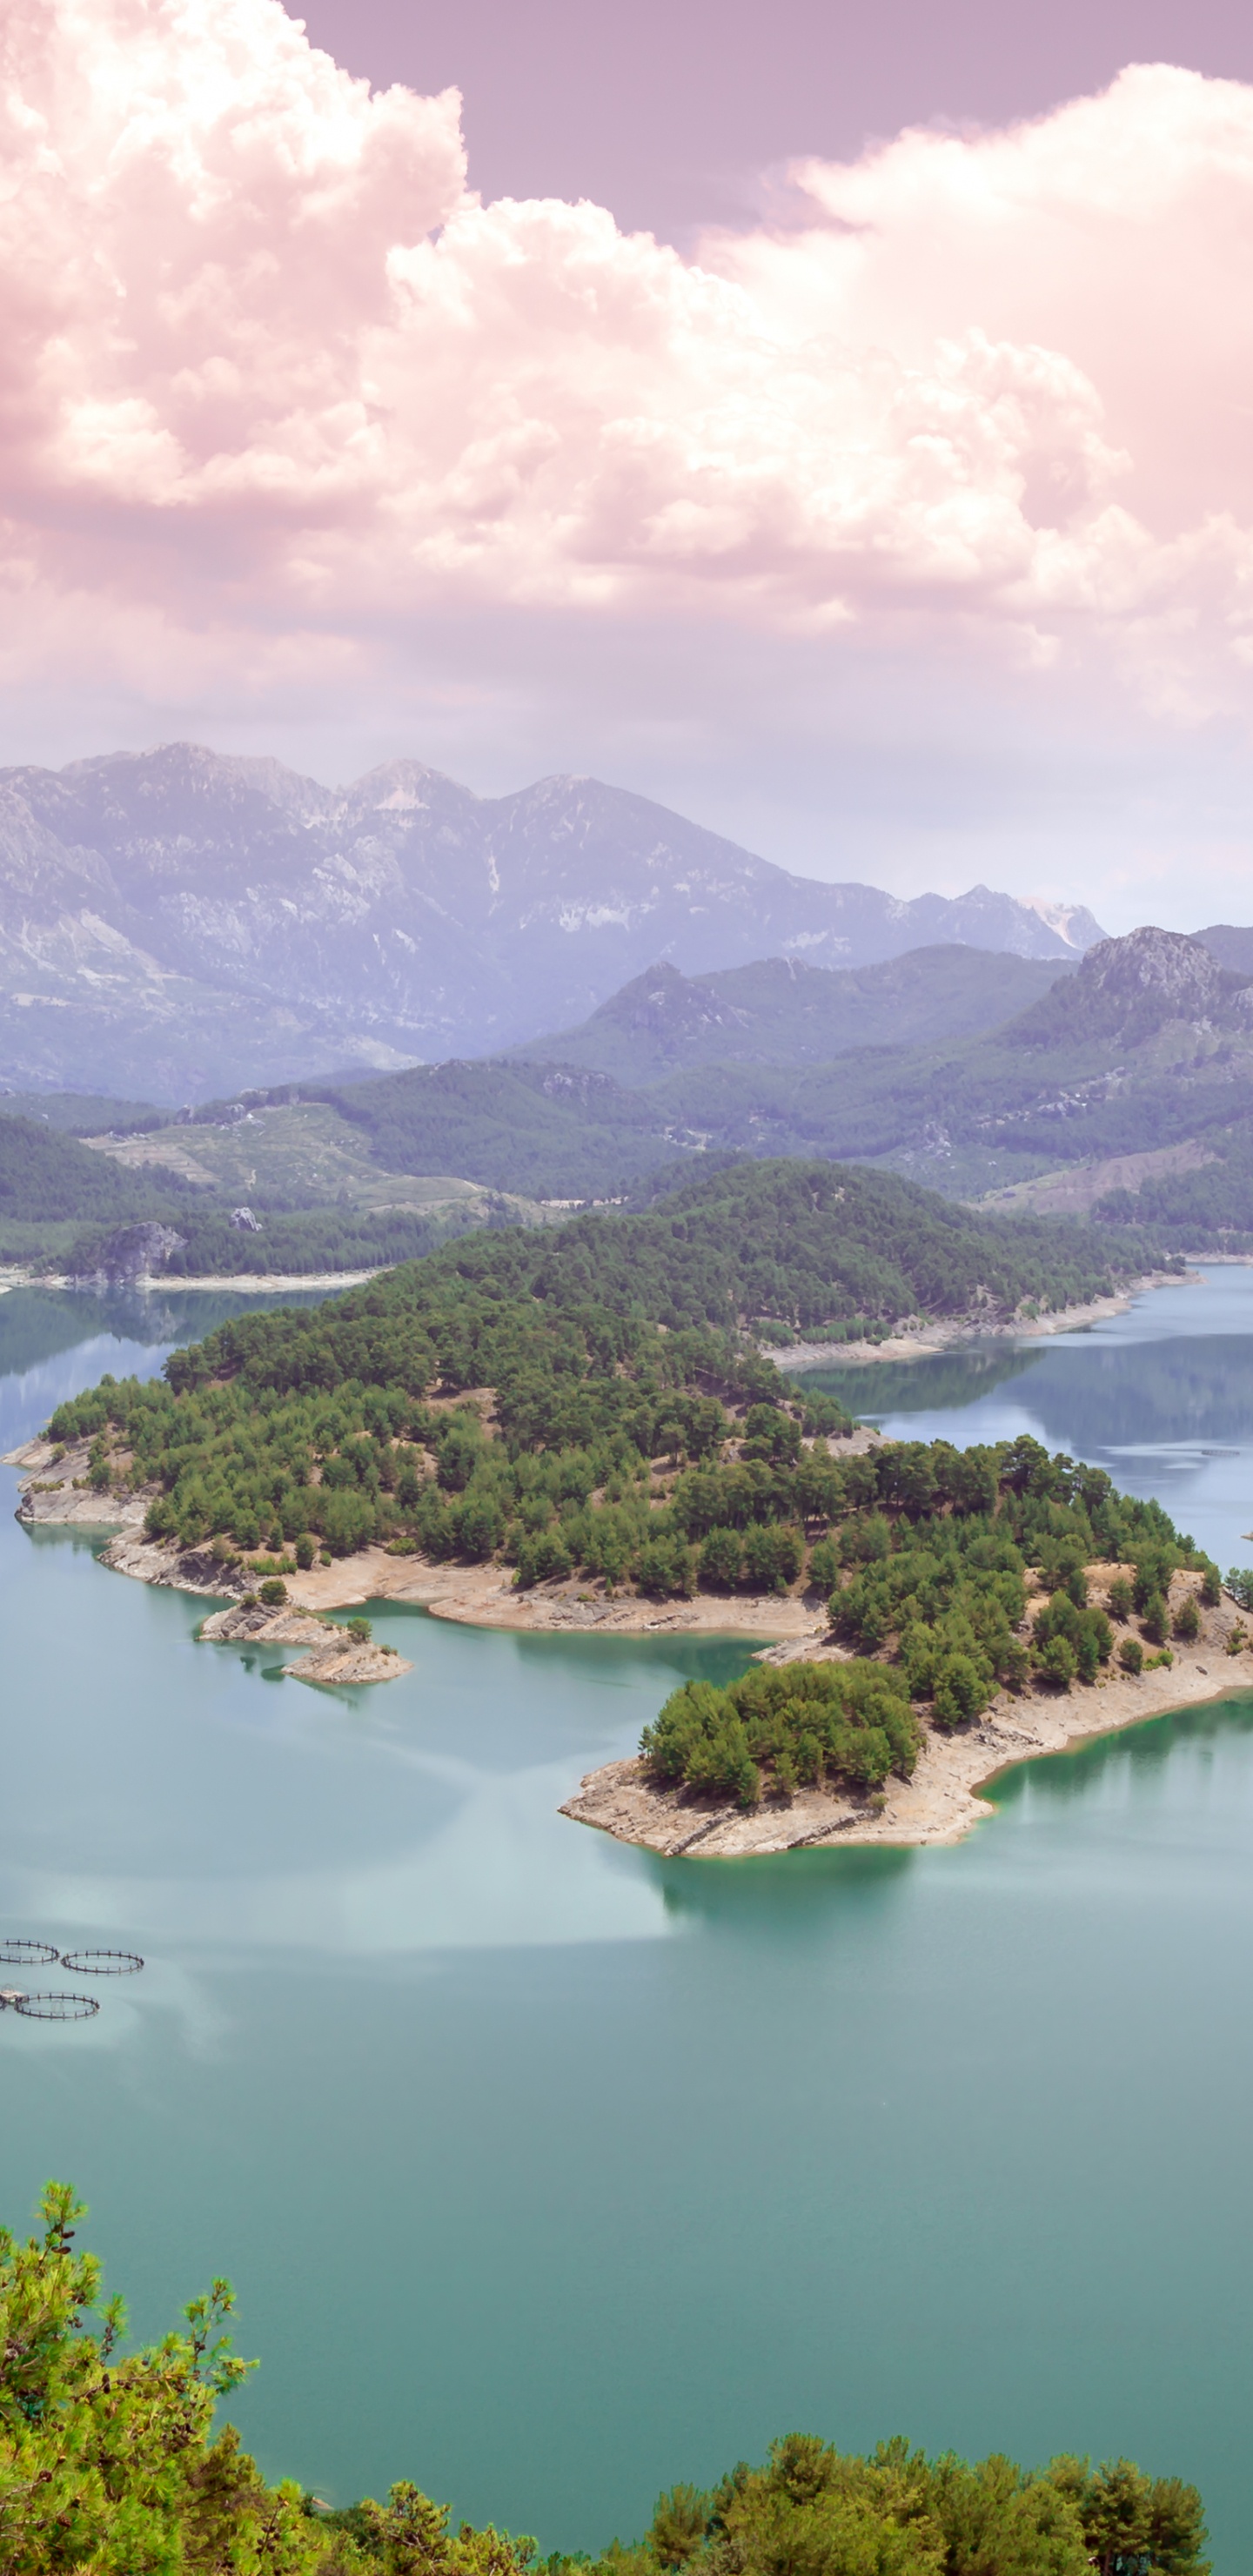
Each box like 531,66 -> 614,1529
561,1578 -> 1249,1856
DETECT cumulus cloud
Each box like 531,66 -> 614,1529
3,0 -> 1253,794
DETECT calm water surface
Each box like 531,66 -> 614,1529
4,1276 -> 1253,2563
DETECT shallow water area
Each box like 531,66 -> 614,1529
4,1277 -> 1253,2562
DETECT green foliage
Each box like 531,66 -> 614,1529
641,1663 -> 919,1807
259,1577 -> 288,1607
0,2182 -> 548,2576
1031,1590 -> 1113,1685
1119,1637 -> 1145,1675
1174,1593 -> 1201,1642
629,2431 -> 1209,2576
66,1203 -> 481,1283
324,1058 -> 669,1199
0,1116 -> 187,1224
1096,1120 -> 1253,1245
0,2179 -> 263,2575
1140,1596 -> 1169,1647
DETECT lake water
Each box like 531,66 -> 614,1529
4,1272 -> 1253,2564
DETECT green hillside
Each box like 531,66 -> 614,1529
626,927 -> 1253,1219
14,926 -> 1253,1267
0,1090 -> 162,1133
509,945 -> 1072,1084
0,1114 -> 184,1228
323,1058 -> 672,1196
322,927 -> 1253,1222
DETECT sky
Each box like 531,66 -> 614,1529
6,0 -> 1253,928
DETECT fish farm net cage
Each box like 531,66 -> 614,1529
7,1993 -> 100,2020
0,1942 -> 144,2021
60,1950 -> 144,1976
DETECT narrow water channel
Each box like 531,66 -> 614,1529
3,1275 -> 1253,2564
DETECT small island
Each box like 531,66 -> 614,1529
198,1596 -> 412,1687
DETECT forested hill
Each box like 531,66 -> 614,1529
513,1159 -> 1165,1332
0,1114 -> 183,1224
157,1157 -> 1168,1366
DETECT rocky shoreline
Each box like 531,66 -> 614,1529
0,1265 -> 382,1296
4,1426 -> 888,1642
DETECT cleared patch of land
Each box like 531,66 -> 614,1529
82,1100 -> 546,1223
977,1139 -> 1216,1219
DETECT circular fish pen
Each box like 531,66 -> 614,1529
60,1949 -> 144,1976
11,1993 -> 100,2020
0,1939 -> 60,1966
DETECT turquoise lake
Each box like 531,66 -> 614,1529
4,1271 -> 1253,2561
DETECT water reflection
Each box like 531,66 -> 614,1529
801,1341 -> 1042,1415
0,1282 -> 335,1454
654,1841 -> 914,1943
0,1527 -> 758,1961
988,1683 -> 1253,1812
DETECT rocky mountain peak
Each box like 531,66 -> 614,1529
1078,925 -> 1227,1015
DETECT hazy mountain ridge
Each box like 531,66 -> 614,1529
510,947 -> 1076,1083
0,741 -> 1103,1097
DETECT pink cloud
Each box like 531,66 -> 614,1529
3,4 -> 1253,741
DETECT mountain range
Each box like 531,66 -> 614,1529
0,741 -> 1105,1098
312,924 -> 1253,1218
7,920 -> 1253,1265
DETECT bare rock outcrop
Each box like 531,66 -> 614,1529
282,1637 -> 412,1686
198,1600 -> 331,1647
69,1222 -> 187,1287
5,1436 -> 148,1526
200,1597 -> 412,1683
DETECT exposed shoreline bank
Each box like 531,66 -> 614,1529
0,1266 -> 382,1297
762,1269 -> 1197,1372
